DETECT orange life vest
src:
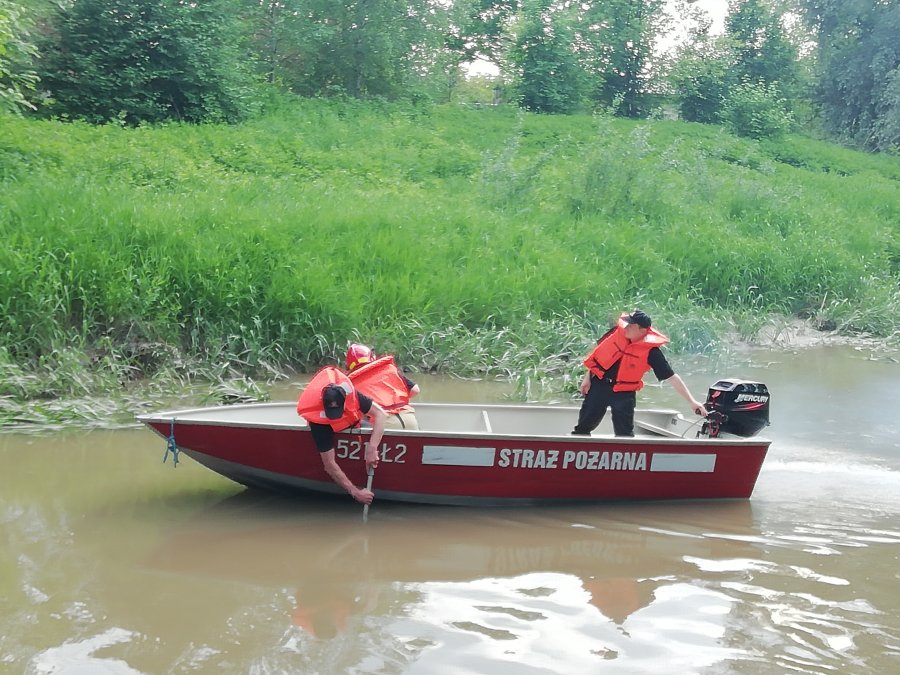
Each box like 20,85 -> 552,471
296,367 -> 363,431
583,315 -> 669,392
348,356 -> 412,413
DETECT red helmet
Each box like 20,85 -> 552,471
346,343 -> 375,372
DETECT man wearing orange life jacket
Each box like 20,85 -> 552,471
296,366 -> 388,505
346,343 -> 420,430
573,310 -> 707,437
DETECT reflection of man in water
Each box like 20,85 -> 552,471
292,584 -> 352,640
290,529 -> 383,640
292,583 -> 381,640
583,578 -> 658,625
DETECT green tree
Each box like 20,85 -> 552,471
576,0 -> 666,117
437,0 -> 517,102
0,0 -> 39,113
669,34 -> 739,123
720,79 -> 795,138
234,0 -> 287,86
241,0 -> 442,100
800,0 -> 900,151
726,0 -> 799,92
669,0 -> 800,126
445,0 -> 520,66
508,0 -> 587,113
34,0 -> 253,124
873,67 -> 900,152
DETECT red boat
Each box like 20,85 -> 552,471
138,379 -> 772,505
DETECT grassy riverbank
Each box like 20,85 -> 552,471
1,99 -> 898,422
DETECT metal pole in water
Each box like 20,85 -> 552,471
362,467 -> 374,524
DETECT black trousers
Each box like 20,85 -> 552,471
573,376 -> 637,436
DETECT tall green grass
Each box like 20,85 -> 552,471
1,99 -> 897,418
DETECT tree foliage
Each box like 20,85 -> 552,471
726,0 -> 800,93
720,79 -> 795,138
508,0 -> 667,116
575,0 -> 666,117
34,0 -> 254,124
669,0 -> 800,128
239,0 -> 444,100
445,0 -> 520,66
11,0 -> 896,152
669,34 -> 739,124
508,0 -> 587,113
0,0 -> 39,113
800,0 -> 900,151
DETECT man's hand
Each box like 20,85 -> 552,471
351,487 -> 374,505
579,375 -> 591,396
365,441 -> 379,472
692,403 -> 708,417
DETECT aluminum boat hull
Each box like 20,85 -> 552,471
138,401 -> 770,505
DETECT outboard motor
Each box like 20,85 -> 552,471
701,379 -> 770,438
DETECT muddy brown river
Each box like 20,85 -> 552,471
2,344 -> 898,674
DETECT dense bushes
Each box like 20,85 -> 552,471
720,81 -> 795,140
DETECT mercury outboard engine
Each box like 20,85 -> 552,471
701,379 -> 770,438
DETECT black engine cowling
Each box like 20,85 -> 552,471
702,379 -> 770,437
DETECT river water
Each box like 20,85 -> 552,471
1,344 -> 898,674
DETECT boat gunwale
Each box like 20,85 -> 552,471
137,402 -> 771,446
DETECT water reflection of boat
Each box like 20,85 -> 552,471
146,492 -> 760,632
139,397 -> 771,504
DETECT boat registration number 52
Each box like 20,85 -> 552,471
335,439 -> 407,463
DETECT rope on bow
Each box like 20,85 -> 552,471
163,418 -> 180,467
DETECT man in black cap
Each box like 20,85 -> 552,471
297,367 -> 389,504
322,384 -> 349,419
314,384 -> 387,504
573,310 -> 707,436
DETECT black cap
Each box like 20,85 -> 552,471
322,384 -> 346,419
623,310 -> 652,328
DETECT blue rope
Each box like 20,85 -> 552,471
163,419 -> 180,467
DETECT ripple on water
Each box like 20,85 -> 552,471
27,627 -> 143,675
388,572 -> 746,674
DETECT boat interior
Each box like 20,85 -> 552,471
142,401 -> 710,440
411,403 -> 704,439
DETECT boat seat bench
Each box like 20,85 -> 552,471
634,419 -> 684,438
